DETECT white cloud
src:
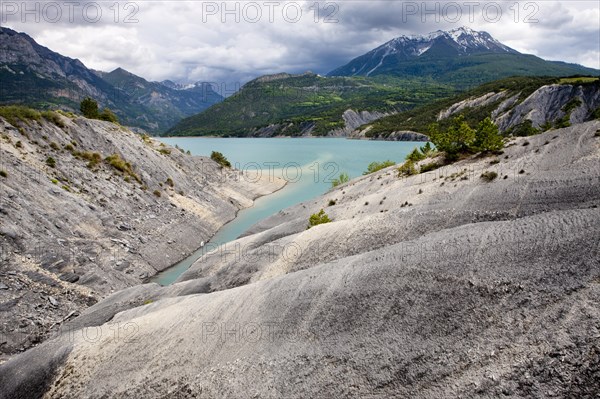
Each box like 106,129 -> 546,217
2,0 -> 598,84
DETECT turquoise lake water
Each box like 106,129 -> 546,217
150,137 -> 424,285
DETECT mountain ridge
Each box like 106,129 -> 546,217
0,27 -> 223,133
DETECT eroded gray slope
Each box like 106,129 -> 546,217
1,121 -> 599,398
1,207 -> 596,398
0,115 -> 284,359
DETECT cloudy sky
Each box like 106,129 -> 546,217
2,0 -> 599,85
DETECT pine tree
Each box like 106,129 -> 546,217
80,97 -> 99,119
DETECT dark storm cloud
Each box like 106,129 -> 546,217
1,0 -> 598,84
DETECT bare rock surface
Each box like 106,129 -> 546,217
0,121 -> 599,398
0,115 -> 285,360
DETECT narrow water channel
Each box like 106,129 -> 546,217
150,137 -> 424,285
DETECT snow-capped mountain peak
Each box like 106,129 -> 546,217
329,27 -> 519,77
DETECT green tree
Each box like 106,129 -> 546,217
210,151 -> 231,168
474,117 -> 503,152
80,97 -> 99,119
429,115 -> 475,160
331,172 -> 349,187
99,108 -> 118,123
406,148 -> 425,162
419,142 -> 433,157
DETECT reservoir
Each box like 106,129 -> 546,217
151,137 -> 424,284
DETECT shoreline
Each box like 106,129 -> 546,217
148,176 -> 289,285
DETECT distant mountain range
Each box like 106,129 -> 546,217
328,27 -> 598,87
1,26 -> 597,136
0,27 -> 222,133
169,27 -> 598,137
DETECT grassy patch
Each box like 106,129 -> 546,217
75,151 -> 102,169
105,153 -> 141,183
398,160 -> 417,177
41,110 -> 66,128
363,160 -> 395,175
558,77 -> 599,84
0,105 -> 41,126
419,162 -> 440,173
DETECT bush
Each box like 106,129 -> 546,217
41,111 -> 65,128
363,160 -> 395,175
210,151 -> 231,167
165,177 -> 174,187
50,142 -> 60,151
511,120 -> 540,137
76,151 -> 102,169
45,156 -> 56,168
480,171 -> 498,182
398,160 -> 417,177
105,153 -> 141,183
0,105 -> 41,126
15,140 -> 22,148
331,172 -> 350,187
328,199 -> 336,206
307,209 -> 331,229
0,170 -> 7,178
419,162 -> 440,173
153,190 -> 161,197
419,142 -> 434,157
80,97 -> 99,119
406,148 -> 425,162
99,108 -> 118,123
158,148 -> 171,155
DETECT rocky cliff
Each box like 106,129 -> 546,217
440,83 -> 600,133
1,121 -> 598,398
330,109 -> 390,137
0,113 -> 284,361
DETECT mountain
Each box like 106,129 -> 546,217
99,67 -> 223,130
166,73 -> 456,136
329,27 -> 599,87
0,27 -> 222,133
